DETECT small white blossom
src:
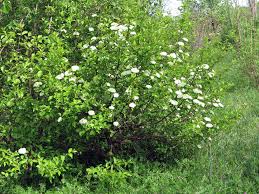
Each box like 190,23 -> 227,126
108,88 -> 116,93
33,82 -> 42,87
170,99 -> 178,106
131,67 -> 139,73
169,53 -> 177,59
69,77 -> 77,82
71,65 -> 80,71
174,79 -> 182,85
202,64 -> 210,69
73,31 -> 80,36
65,71 -> 73,76
206,123 -> 213,128
89,27 -> 94,32
130,31 -> 136,35
133,96 -> 139,100
56,73 -> 65,80
193,88 -> 203,94
183,37 -> 188,42
88,110 -> 95,116
146,85 -> 152,89
213,103 -> 219,107
90,46 -> 97,51
57,117 -> 62,122
197,145 -> 202,149
79,118 -> 88,125
160,52 -> 168,56
91,36 -> 97,41
113,93 -> 119,98
18,148 -> 27,155
113,121 -> 119,127
208,72 -> 215,78
150,60 -> 156,64
204,117 -> 211,122
129,102 -> 136,108
83,44 -> 89,49
109,105 -> 115,110
177,41 -> 184,46
91,14 -> 97,17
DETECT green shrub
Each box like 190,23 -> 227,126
0,0 -> 223,184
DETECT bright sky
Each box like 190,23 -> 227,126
164,0 -> 249,17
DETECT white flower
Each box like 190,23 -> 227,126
193,88 -> 203,94
79,118 -> 88,125
176,90 -> 183,96
131,67 -> 139,73
202,64 -> 210,69
108,88 -> 116,93
91,14 -> 97,17
169,99 -> 178,106
174,79 -> 181,85
160,52 -> 168,56
57,117 -> 63,123
183,37 -> 188,42
83,44 -> 89,49
91,36 -> 97,41
179,49 -> 183,53
56,73 -> 65,80
109,105 -> 115,110
177,41 -> 184,46
65,71 -> 73,76
146,85 -> 152,89
204,117 -> 211,122
71,65 -> 80,71
213,103 -> 219,107
78,79 -> 84,83
113,121 -> 119,127
218,103 -> 224,108
129,102 -> 136,108
197,145 -> 202,149
206,123 -> 213,128
183,94 -> 192,99
69,77 -> 77,82
130,31 -> 136,35
18,148 -> 27,155
73,31 -> 80,36
88,110 -> 95,116
89,27 -> 94,32
190,72 -> 195,76
155,73 -> 161,78
113,93 -> 119,98
133,96 -> 139,100
33,82 -> 42,88
208,72 -> 214,78
208,137 -> 212,141
193,99 -> 205,107
150,60 -> 156,64
90,46 -> 97,51
169,53 -> 177,59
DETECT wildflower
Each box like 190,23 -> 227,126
57,117 -> 62,122
73,31 -> 80,36
91,37 -> 97,41
206,123 -> 213,128
131,67 -> 139,73
218,103 -> 224,108
91,14 -> 97,17
130,31 -> 136,35
150,60 -> 156,64
18,148 -> 27,155
133,96 -> 139,100
197,145 -> 202,149
155,73 -> 161,78
169,53 -> 177,59
90,46 -> 97,51
183,94 -> 192,99
160,52 -> 168,56
183,37 -> 188,42
146,85 -> 152,89
56,73 -> 65,80
65,71 -> 72,76
113,93 -> 119,98
208,137 -> 212,141
169,99 -> 178,106
202,64 -> 210,69
129,102 -> 136,108
83,44 -> 89,49
174,79 -> 182,85
113,121 -> 119,127
88,110 -> 95,116
89,27 -> 94,32
71,65 -> 80,71
33,82 -> 42,87
177,41 -> 184,46
69,77 -> 77,82
204,117 -> 211,122
109,105 -> 115,110
79,118 -> 87,125
208,72 -> 214,77
108,88 -> 116,93
190,72 -> 195,76
213,103 -> 219,107
193,88 -> 202,94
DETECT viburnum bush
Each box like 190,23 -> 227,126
0,0 -> 224,183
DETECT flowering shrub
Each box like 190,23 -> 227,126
0,0 -> 223,183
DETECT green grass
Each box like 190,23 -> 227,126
1,41 -> 258,194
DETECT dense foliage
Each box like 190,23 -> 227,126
0,0 -> 225,186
